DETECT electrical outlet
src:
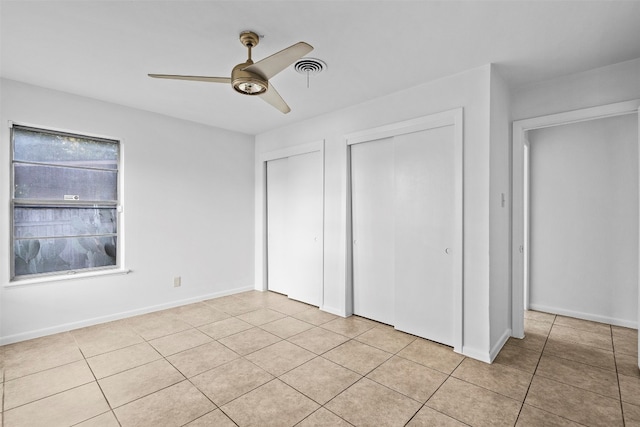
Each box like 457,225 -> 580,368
173,276 -> 181,287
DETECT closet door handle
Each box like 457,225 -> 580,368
445,248 -> 451,254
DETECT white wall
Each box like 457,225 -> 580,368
528,114 -> 638,326
255,65 -> 497,361
512,58 -> 640,121
0,79 -> 255,344
489,65 -> 512,357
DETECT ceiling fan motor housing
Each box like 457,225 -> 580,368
232,60 -> 269,95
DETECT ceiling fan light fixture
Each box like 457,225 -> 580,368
232,61 -> 268,95
233,78 -> 268,95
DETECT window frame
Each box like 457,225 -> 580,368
9,122 -> 125,283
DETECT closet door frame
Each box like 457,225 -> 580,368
512,100 -> 640,347
257,141 -> 325,305
345,108 -> 464,353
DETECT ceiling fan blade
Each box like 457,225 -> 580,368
148,74 -> 231,83
243,42 -> 313,79
259,84 -> 291,114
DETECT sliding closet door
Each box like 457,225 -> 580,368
394,126 -> 455,346
266,157 -> 290,295
266,151 -> 323,306
286,151 -> 323,306
351,138 -> 395,325
351,126 -> 456,346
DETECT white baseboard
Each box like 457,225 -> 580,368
320,305 -> 348,317
460,345 -> 492,363
0,285 -> 255,345
529,303 -> 638,329
489,328 -> 512,363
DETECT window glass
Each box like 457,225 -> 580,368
14,236 -> 117,276
11,125 -> 121,280
14,207 -> 117,238
14,164 -> 118,200
13,127 -> 118,168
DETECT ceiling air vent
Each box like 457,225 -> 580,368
293,58 -> 326,87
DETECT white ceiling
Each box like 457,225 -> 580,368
2,1 -> 640,135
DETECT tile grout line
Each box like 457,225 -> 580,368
541,348 -> 618,373
140,307 -> 289,417
379,327 -> 464,426
165,314 -> 247,425
281,324 -> 413,402
281,315 -> 412,426
184,374 -> 239,427
76,319 -> 228,425
178,306 -> 322,423
199,312 -> 340,409
518,314 -> 604,427
74,335 -> 123,427
321,318 -> 475,426
511,313 -> 553,425
2,356 -> 84,383
404,351 -> 467,426
611,325 -> 627,426
100,320 -> 224,420
294,406 -> 354,427
1,336 -> 100,414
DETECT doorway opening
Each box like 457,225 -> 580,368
512,101 -> 640,368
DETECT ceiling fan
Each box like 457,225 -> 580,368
148,31 -> 313,114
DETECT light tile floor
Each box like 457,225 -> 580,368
0,290 -> 638,426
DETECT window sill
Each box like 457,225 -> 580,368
5,268 -> 132,288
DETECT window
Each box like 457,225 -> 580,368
11,124 -> 121,280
